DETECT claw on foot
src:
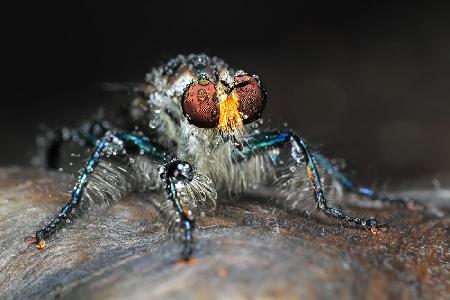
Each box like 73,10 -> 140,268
370,227 -> 381,235
370,224 -> 389,235
406,201 -> 423,211
364,218 -> 389,235
175,257 -> 198,268
25,236 -> 38,245
36,239 -> 46,249
24,236 -> 46,249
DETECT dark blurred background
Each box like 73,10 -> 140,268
1,2 -> 449,185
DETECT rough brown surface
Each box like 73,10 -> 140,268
0,167 -> 449,300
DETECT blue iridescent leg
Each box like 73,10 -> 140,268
312,153 -> 421,210
239,131 -> 388,232
28,132 -> 117,249
160,160 -> 195,260
120,135 -> 196,259
27,132 -> 196,258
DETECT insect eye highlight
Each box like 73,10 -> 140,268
182,79 -> 220,128
233,74 -> 266,124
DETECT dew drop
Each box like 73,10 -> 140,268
149,120 -> 158,129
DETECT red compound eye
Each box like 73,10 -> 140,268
233,74 -> 266,124
182,79 -> 220,128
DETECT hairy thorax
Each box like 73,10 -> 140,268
177,121 -> 275,197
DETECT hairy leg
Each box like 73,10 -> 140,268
27,131 -> 196,258
238,131 -> 388,233
159,160 -> 196,259
312,152 -> 421,210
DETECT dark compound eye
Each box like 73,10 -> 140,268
233,74 -> 266,124
182,79 -> 220,128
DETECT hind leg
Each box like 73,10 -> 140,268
312,152 -> 421,210
34,121 -> 111,169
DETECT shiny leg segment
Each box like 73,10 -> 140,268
239,131 -> 389,232
28,132 -> 196,258
312,152 -> 420,210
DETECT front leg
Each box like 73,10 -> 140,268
27,131 -> 196,259
27,131 -> 118,249
239,131 -> 388,233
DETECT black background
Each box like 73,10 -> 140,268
1,2 -> 449,185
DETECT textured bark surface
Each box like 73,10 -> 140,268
0,167 -> 449,300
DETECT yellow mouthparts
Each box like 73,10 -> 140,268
218,94 -> 243,132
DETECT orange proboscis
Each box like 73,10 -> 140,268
218,94 -> 243,132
